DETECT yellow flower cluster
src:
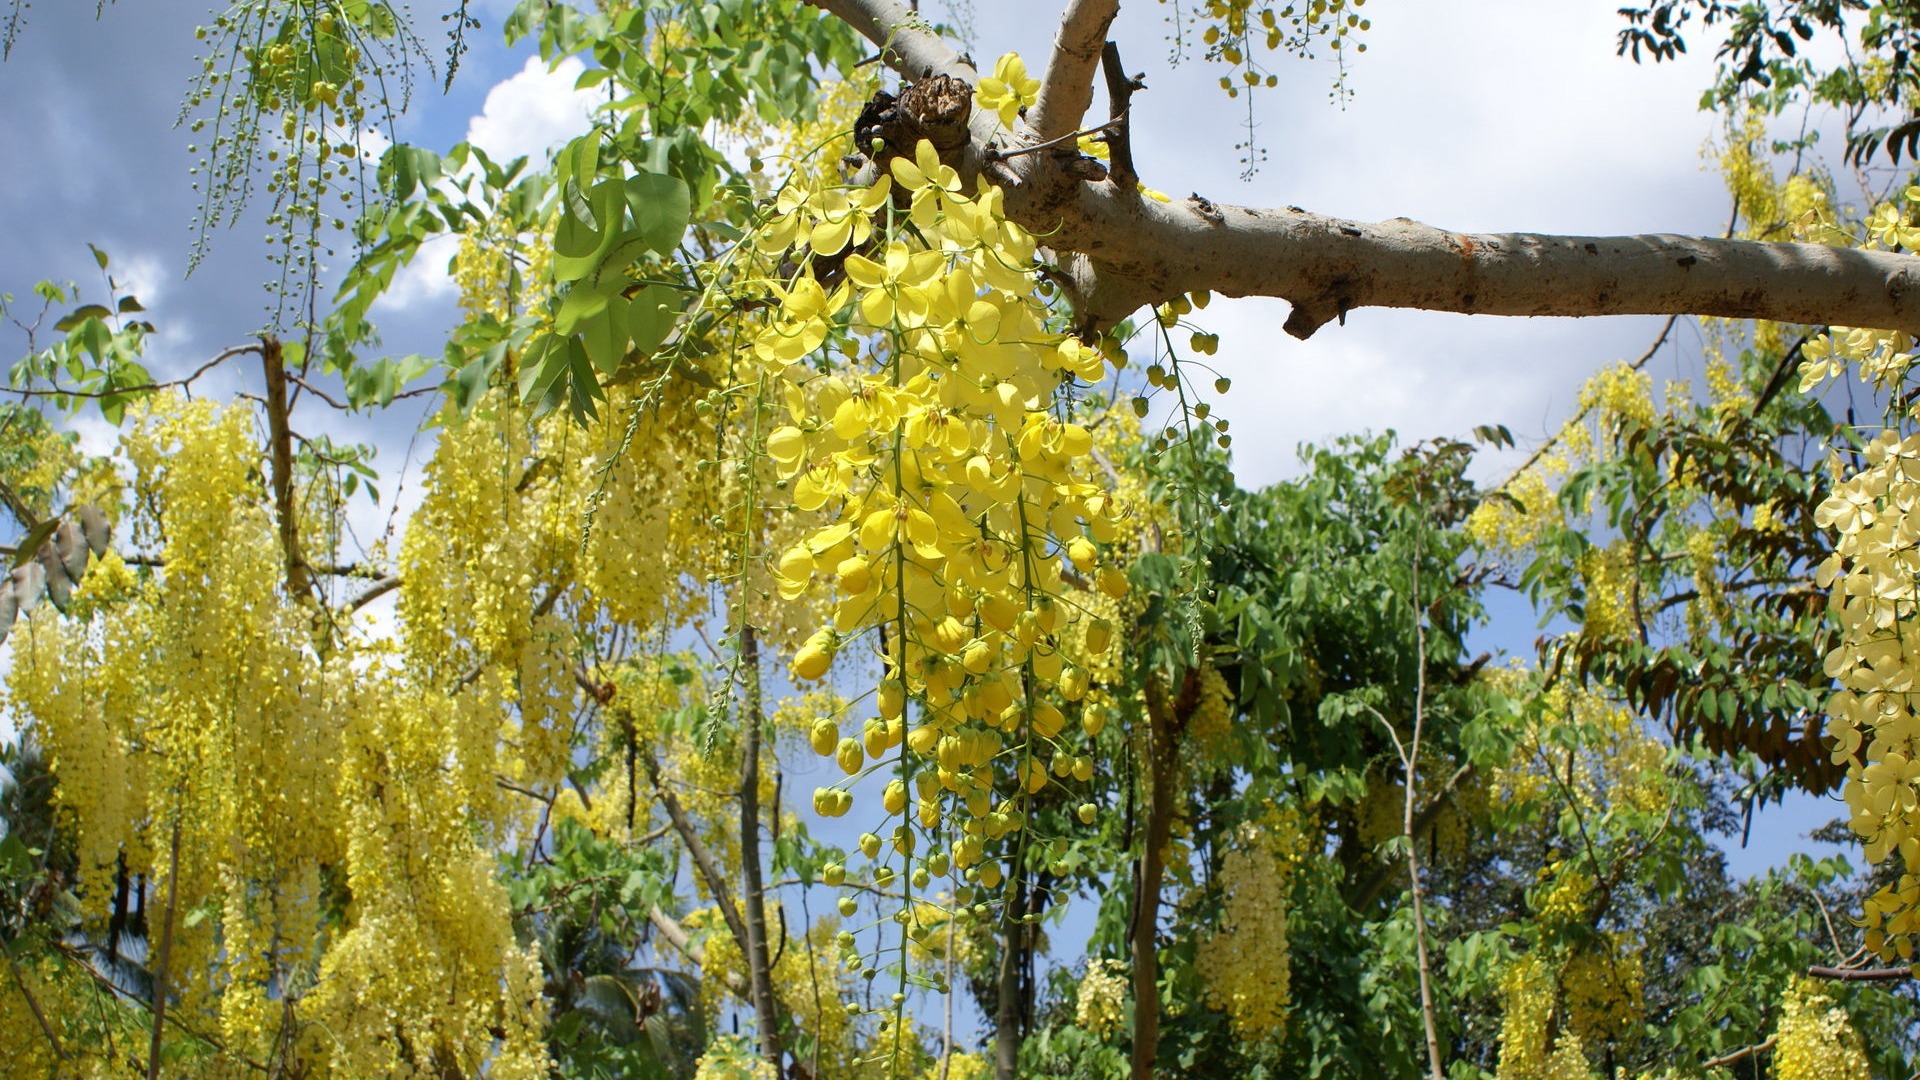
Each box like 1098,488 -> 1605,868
1194,823 -> 1292,1040
1560,935 -> 1643,1046
7,396 -> 555,1075
1575,542 -> 1637,645
1466,452 -> 1566,558
1770,979 -> 1871,1080
695,1034 -> 781,1080
1074,957 -> 1129,1036
745,139 -> 1129,903
1811,420 -> 1920,958
1494,953 -> 1599,1080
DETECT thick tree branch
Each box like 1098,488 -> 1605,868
1040,194 -> 1920,336
816,0 -> 1920,335
260,336 -> 314,601
1026,0 -> 1119,142
807,0 -> 966,81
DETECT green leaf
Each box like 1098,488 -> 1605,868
552,179 -> 628,282
88,244 -> 109,270
54,305 -> 112,333
555,286 -> 612,336
518,333 -> 570,406
625,171 -> 691,254
626,285 -> 678,357
579,295 -> 631,376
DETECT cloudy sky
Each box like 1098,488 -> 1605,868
0,2 -> 1837,872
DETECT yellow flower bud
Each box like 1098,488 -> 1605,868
878,678 -> 906,720
860,832 -> 882,859
1085,617 -> 1113,656
1067,536 -> 1099,572
962,638 -> 995,675
837,556 -> 872,595
837,736 -> 865,775
884,779 -> 908,815
810,719 -> 839,757
824,862 -> 846,887
793,639 -> 834,682
838,896 -> 858,917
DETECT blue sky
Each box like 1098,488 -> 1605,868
0,0 -> 1851,924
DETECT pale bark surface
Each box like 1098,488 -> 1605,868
809,0 -> 1920,336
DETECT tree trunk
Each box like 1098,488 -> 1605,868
1130,672 -> 1190,1080
993,868 -> 1027,1080
737,627 -> 782,1071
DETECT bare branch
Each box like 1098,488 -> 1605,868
344,574 -> 400,614
6,343 -> 260,403
1807,963 -> 1917,981
1026,0 -> 1119,142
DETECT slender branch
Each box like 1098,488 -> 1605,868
646,905 -> 751,998
1495,314 -> 1679,490
648,754 -> 755,964
344,574 -> 400,613
7,343 -> 259,403
1347,761 -> 1473,911
1702,1035 -> 1776,1069
47,941 -> 267,1072
0,476 -> 39,531
1404,514 -> 1445,1080
1025,0 -> 1119,142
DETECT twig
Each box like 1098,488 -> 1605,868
990,116 -> 1125,161
1403,511 -> 1445,1080
6,343 -> 260,403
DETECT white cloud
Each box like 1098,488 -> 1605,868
465,55 -> 598,166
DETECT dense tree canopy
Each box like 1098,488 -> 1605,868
0,1 -> 1918,1078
